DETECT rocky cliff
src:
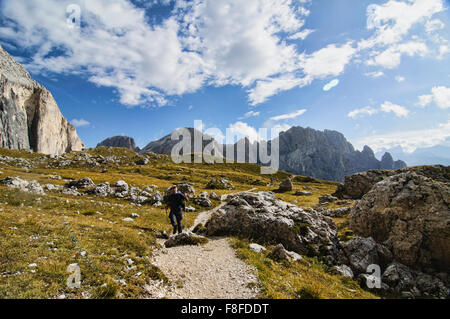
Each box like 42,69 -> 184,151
141,126 -> 406,182
0,44 -> 84,155
97,136 -> 139,152
274,127 -> 406,181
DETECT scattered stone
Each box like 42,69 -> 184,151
0,177 -> 44,194
205,178 -> 235,190
321,207 -> 351,218
318,194 -> 338,204
122,218 -> 134,222
294,191 -> 312,196
331,265 -> 354,278
185,206 -> 196,213
209,192 -> 220,200
65,178 -> 95,189
249,243 -> 266,253
164,232 -> 209,248
90,182 -> 114,197
115,180 -> 129,192
268,244 -> 303,262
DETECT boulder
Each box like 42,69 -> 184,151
0,177 -> 44,194
115,180 -> 129,192
294,191 -> 312,196
349,172 -> 450,272
90,182 -> 114,197
278,178 -> 293,192
249,243 -> 266,253
318,194 -> 338,204
333,165 -> 450,200
205,178 -> 235,190
209,192 -> 220,200
321,207 -> 351,218
341,237 -> 393,274
331,265 -> 354,278
65,177 -> 95,189
205,191 -> 340,265
164,232 -> 209,248
268,244 -> 303,262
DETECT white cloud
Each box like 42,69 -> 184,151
1,0 -> 314,107
380,101 -> 409,117
288,29 -> 315,40
323,79 -> 339,91
354,120 -> 450,153
395,76 -> 405,83
70,118 -> 90,127
238,110 -> 260,120
348,106 -> 379,119
248,74 -> 305,105
365,71 -> 384,78
366,41 -> 428,69
269,109 -> 307,121
300,42 -> 357,79
361,0 -> 445,48
426,19 -> 445,33
417,86 -> 450,109
439,45 -> 450,59
227,121 -> 260,143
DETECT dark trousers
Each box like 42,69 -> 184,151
169,210 -> 183,234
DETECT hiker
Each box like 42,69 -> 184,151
165,185 -> 186,235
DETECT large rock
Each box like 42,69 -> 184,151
334,165 -> 450,199
349,172 -> 450,272
278,178 -> 293,192
0,44 -> 84,155
205,191 -> 340,264
341,237 -> 393,274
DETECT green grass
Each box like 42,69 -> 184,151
230,238 -> 377,299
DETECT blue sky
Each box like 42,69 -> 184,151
0,0 -> 449,159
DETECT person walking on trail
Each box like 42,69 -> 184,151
166,186 -> 186,235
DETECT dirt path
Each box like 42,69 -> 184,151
146,189 -> 260,299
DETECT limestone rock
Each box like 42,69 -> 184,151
249,243 -> 266,253
0,177 -> 44,194
349,172 -> 450,272
0,44 -> 84,155
205,191 -> 340,264
65,178 -> 95,189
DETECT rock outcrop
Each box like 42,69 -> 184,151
334,165 -> 450,199
97,136 -> 139,152
0,45 -> 84,155
349,172 -> 450,272
205,191 -> 340,265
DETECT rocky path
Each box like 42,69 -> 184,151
147,189 -> 260,299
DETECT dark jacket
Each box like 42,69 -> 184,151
166,192 -> 186,214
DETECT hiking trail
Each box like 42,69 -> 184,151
146,189 -> 260,299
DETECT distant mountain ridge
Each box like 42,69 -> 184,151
132,126 -> 407,182
97,136 -> 140,152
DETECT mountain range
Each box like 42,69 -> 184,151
132,127 -> 406,181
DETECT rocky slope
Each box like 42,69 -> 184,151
97,136 -> 139,152
0,45 -> 84,155
140,126 -> 406,182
